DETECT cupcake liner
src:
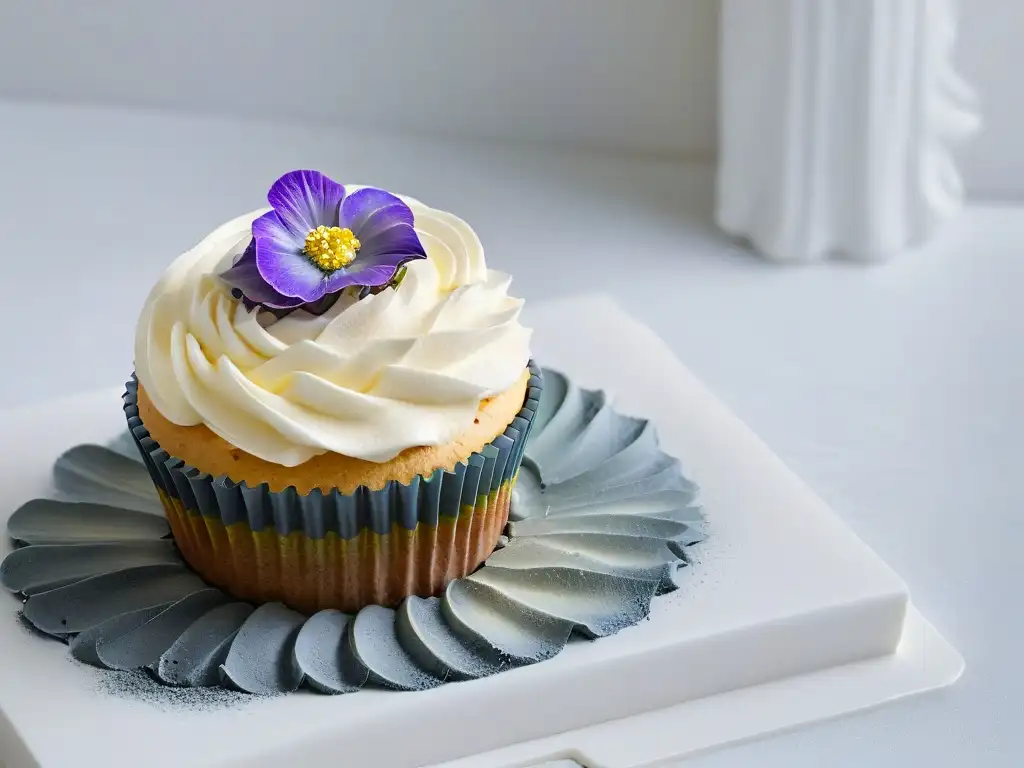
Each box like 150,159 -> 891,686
122,362 -> 542,613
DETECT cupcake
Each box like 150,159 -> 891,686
127,170 -> 538,614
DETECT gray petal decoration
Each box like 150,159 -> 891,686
469,567 -> 658,639
396,596 -> 505,681
508,468 -> 544,523
509,512 -> 699,542
107,430 -> 146,464
54,445 -> 161,514
70,603 -> 175,667
338,631 -> 371,692
292,610 -> 357,695
543,490 -> 703,521
2,366 -> 706,697
539,423 -> 677,504
96,589 -> 230,671
345,606 -> 445,691
517,531 -> 686,570
530,365 -> 567,434
541,462 -> 694,511
155,602 -> 254,687
2,541 -> 180,595
468,370 -> 704,649
485,538 -> 676,590
22,564 -> 206,635
442,579 -> 573,662
524,385 -> 606,476
8,499 -> 169,545
219,603 -> 305,694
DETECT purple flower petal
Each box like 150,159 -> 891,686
359,222 -> 428,260
356,204 -> 419,244
219,240 -> 262,294
340,188 -> 411,233
267,170 -> 345,238
219,241 -> 306,309
254,235 -> 327,303
238,285 -> 307,310
323,263 -> 401,293
252,210 -> 301,254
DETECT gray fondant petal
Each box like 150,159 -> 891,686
509,512 -> 698,541
516,531 -> 684,567
8,500 -> 169,545
96,589 -> 230,670
345,605 -> 445,691
396,596 -> 507,680
544,463 -> 692,510
530,367 -> 567,434
22,564 -> 205,635
534,399 -> 618,484
525,385 -> 604,473
469,566 -> 658,638
338,628 -> 371,691
549,445 -> 694,508
442,579 -> 573,662
508,467 -> 544,521
1,541 -> 180,594
155,602 -> 254,687
107,430 -> 146,464
547,410 -> 653,489
69,603 -> 174,667
544,490 -> 703,520
672,525 -> 707,548
220,603 -> 305,694
54,445 -> 161,513
562,417 -> 658,489
292,610 -> 358,694
485,538 -> 676,588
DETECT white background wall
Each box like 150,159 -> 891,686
0,0 -> 1018,198
955,1 -> 1024,199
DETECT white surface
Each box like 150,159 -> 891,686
0,295 -> 927,768
444,607 -> 961,768
0,104 -> 1019,765
717,0 -> 978,261
2,1 -> 1023,197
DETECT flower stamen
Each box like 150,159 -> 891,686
303,225 -> 360,271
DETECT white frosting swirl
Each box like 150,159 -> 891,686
134,193 -> 531,466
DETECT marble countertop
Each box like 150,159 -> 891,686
1,101 -> 1020,767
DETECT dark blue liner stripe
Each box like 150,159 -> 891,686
490,435 -> 514,491
122,362 -> 542,540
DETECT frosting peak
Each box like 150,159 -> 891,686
134,193 -> 531,466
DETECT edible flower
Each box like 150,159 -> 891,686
220,170 -> 427,309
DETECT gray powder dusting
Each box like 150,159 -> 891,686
94,668 -> 256,712
16,609 -> 60,642
18,606 -> 257,711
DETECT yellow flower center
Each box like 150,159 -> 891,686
303,225 -> 360,271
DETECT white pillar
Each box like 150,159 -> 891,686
716,0 -> 980,262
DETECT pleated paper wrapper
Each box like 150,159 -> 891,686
122,362 -> 542,614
